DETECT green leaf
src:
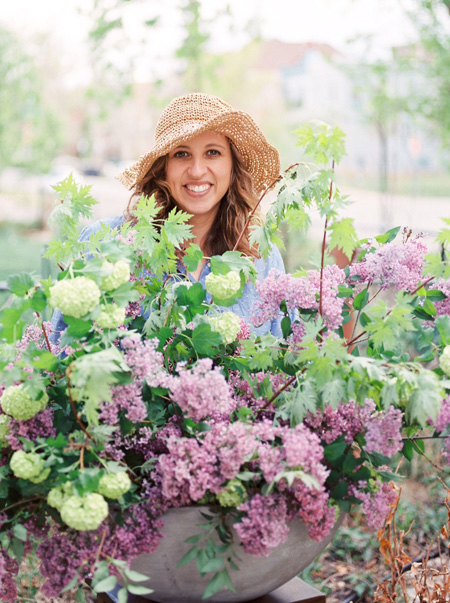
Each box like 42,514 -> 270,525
202,569 -> 236,600
324,438 -> 347,462
374,226 -> 401,244
7,272 -> 36,296
127,585 -> 154,595
75,588 -> 87,603
117,587 -> 128,603
192,323 -> 222,355
184,244 -> 204,272
13,523 -> 27,541
402,440 -> 414,462
177,546 -> 198,568
200,556 -> 224,573
327,218 -> 358,260
353,288 -> 369,311
123,569 -> 151,582
94,575 -> 118,593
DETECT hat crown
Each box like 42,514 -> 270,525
155,93 -> 234,143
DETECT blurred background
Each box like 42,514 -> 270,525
1,0 -> 450,291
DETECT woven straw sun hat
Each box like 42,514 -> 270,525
116,93 -> 281,193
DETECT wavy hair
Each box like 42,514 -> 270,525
124,142 -> 262,258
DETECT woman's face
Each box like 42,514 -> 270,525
165,131 -> 233,221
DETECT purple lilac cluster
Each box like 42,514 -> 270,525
352,480 -> 398,530
430,395 -> 450,461
251,266 -> 346,333
350,239 -> 427,291
37,499 -> 165,597
364,406 -> 404,457
433,278 -> 450,319
229,370 -> 290,411
305,399 -> 376,445
0,549 -> 18,602
99,335 -> 169,424
169,358 -> 236,422
155,419 -> 335,547
6,408 -> 56,451
235,494 -> 290,556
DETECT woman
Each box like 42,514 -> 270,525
50,93 -> 285,341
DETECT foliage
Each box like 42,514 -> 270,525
0,26 -> 62,173
406,0 -> 450,151
0,123 -> 450,601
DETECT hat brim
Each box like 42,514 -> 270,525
115,110 -> 280,193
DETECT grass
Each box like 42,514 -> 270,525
0,224 -> 52,308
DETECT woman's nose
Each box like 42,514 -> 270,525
187,155 -> 207,178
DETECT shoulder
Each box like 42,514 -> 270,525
79,215 -> 125,242
254,244 -> 286,279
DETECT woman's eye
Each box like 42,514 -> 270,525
173,150 -> 188,158
207,149 -> 220,156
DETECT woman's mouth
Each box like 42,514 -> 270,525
185,184 -> 212,193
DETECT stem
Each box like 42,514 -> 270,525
319,160 -> 335,318
257,373 -> 298,412
35,312 -> 52,352
1,497 -> 40,514
66,366 -> 95,442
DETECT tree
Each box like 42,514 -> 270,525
0,27 -> 62,173
406,0 -> 450,149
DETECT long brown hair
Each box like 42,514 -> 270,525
124,141 -> 261,257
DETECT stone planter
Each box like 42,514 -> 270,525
122,506 -> 341,602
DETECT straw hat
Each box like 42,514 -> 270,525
116,93 -> 281,193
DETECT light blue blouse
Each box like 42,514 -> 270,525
49,216 -> 286,342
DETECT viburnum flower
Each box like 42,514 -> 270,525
10,450 -> 49,483
217,478 -> 247,507
97,472 -> 132,499
0,414 -> 10,445
96,304 -> 126,329
100,260 -> 131,291
205,271 -> 241,300
0,384 -> 48,421
440,346 -> 450,377
47,483 -> 74,511
49,276 -> 101,318
60,493 -> 108,531
209,311 -> 241,344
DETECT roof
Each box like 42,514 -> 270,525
255,39 -> 339,70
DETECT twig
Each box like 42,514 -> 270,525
66,365 -> 95,442
232,163 -> 300,253
257,373 -> 298,412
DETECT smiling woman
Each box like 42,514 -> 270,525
49,93 -> 286,344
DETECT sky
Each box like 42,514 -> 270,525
0,0 -> 419,83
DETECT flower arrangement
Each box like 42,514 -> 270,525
0,123 -> 450,602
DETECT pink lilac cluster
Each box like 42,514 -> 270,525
429,396 -> 450,462
364,406 -> 403,457
156,418 -> 336,542
353,480 -> 397,530
169,358 -> 236,422
16,321 -> 60,356
252,266 -> 346,333
235,494 -> 290,556
237,318 -> 251,341
280,424 -> 336,541
305,399 -> 376,445
433,278 -> 450,319
37,499 -> 165,597
350,239 -> 427,291
6,408 -> 56,451
229,370 -> 290,411
0,549 -> 18,602
99,335 -> 170,424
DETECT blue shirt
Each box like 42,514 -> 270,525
49,216 -> 286,343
